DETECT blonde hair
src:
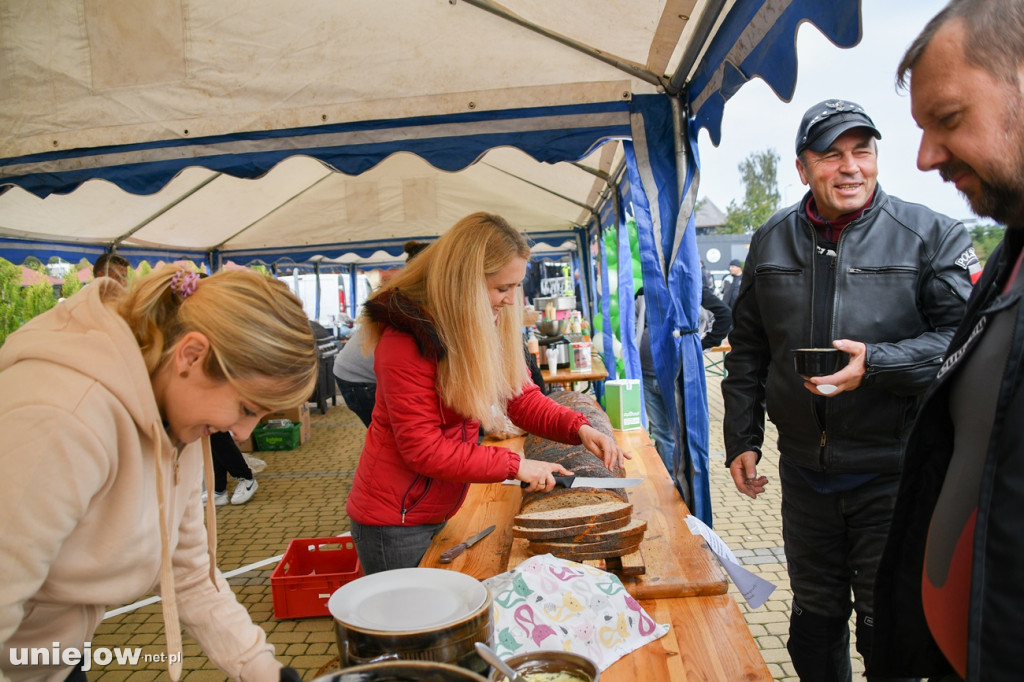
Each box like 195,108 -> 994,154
364,213 -> 531,429
118,265 -> 317,411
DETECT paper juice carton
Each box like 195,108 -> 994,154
605,379 -> 642,430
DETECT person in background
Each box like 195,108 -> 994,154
205,431 -> 258,506
720,259 -> 744,310
700,259 -> 715,290
870,2 -> 1024,679
333,240 -> 429,427
92,252 -> 130,287
0,266 -> 316,682
636,284 -> 731,472
721,99 -> 974,681
346,212 -> 629,574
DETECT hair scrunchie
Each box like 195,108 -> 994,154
170,269 -> 200,299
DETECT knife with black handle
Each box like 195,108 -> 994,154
519,475 -> 642,489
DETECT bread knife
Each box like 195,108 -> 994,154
520,475 -> 642,489
438,524 -> 496,563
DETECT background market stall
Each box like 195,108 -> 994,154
0,0 -> 863,522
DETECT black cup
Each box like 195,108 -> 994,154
793,348 -> 843,377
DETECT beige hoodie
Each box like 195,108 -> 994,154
0,282 -> 281,682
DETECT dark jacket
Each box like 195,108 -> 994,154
721,186 -> 973,472
871,231 -> 1024,681
721,272 -> 742,309
699,286 -> 732,349
345,289 -> 587,526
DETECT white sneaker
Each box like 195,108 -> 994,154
213,491 -> 229,507
230,478 -> 258,505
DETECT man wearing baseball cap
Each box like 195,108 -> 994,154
722,99 -> 976,681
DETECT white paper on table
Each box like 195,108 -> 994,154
685,515 -> 777,609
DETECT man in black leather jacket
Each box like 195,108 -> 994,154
722,99 -> 975,682
870,3 -> 1024,680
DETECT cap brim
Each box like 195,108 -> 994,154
803,121 -> 881,154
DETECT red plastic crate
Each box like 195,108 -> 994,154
270,537 -> 363,619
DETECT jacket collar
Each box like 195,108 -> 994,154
364,288 -> 446,361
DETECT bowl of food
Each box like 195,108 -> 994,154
488,650 -> 599,682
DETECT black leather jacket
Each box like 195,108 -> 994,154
722,187 -> 973,472
871,231 -> 1024,680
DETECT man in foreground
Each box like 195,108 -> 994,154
871,2 -> 1024,680
722,99 -> 975,681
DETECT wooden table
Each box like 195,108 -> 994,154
420,429 -> 770,681
420,429 -> 726,598
542,355 -> 608,390
611,595 -> 772,680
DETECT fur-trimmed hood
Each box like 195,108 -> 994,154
364,288 -> 446,361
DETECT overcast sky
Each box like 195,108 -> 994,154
696,0 -> 978,225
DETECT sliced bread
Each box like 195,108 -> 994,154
511,514 -> 631,541
528,539 -> 643,561
519,487 -> 628,515
526,518 -> 647,555
512,500 -> 633,528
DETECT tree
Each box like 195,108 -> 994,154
970,223 -> 1005,263
61,267 -> 83,298
23,279 -> 55,321
723,148 -> 781,234
0,258 -> 22,345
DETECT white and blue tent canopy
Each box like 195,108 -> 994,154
0,0 -> 862,522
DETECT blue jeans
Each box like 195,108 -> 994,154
349,519 -> 446,574
335,375 -> 376,427
642,373 -> 675,474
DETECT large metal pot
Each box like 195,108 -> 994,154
329,568 -> 493,676
314,660 -> 488,682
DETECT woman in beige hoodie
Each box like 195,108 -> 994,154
0,265 -> 318,682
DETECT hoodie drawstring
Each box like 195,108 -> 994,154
151,431 -> 221,682
152,423 -> 183,682
201,436 -> 219,588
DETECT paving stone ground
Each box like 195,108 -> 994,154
88,373 -> 863,681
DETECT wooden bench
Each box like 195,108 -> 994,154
703,342 -> 731,377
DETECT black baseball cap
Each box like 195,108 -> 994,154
795,99 -> 881,155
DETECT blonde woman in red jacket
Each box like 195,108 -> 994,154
346,212 -> 627,574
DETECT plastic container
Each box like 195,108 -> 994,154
271,537 -> 363,619
253,421 -> 302,451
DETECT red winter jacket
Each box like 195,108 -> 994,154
346,290 -> 588,526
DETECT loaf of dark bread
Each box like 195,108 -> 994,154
520,392 -> 626,511
515,392 -> 645,562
